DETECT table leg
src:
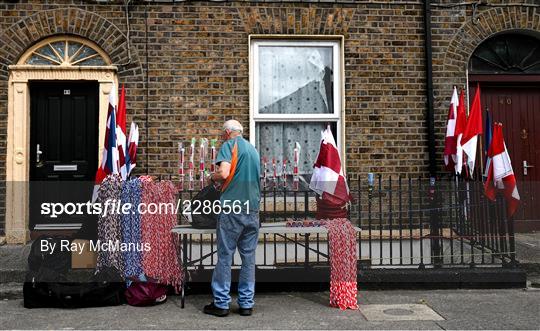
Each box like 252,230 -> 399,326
181,233 -> 188,309
304,233 -> 310,269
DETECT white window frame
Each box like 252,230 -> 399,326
249,37 -> 345,160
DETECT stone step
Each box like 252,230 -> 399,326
0,282 -> 23,300
0,269 -> 26,284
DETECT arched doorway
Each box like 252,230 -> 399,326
6,35 -> 117,243
468,31 -> 540,230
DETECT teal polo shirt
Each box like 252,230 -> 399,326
215,136 -> 261,213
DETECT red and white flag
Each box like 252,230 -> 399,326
454,89 -> 468,175
126,121 -> 139,175
461,83 -> 483,176
484,123 -> 520,217
116,85 -> 128,179
309,126 -> 351,205
444,87 -> 459,171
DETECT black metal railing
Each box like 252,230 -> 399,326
174,175 -> 517,270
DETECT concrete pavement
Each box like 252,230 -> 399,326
516,232 -> 540,286
0,289 -> 538,329
0,233 -> 538,329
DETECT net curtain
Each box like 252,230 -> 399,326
256,46 -> 334,174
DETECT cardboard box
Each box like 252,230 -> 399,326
71,239 -> 97,269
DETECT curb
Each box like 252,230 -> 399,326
520,263 -> 540,274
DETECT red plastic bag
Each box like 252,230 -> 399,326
125,281 -> 168,307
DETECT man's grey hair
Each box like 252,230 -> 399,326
223,119 -> 243,133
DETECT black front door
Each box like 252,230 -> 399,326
29,81 -> 99,230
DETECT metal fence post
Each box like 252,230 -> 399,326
429,177 -> 443,267
501,195 -> 518,268
506,215 -> 518,268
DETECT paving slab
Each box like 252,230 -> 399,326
515,232 -> 540,265
360,304 -> 444,321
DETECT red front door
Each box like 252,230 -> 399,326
473,84 -> 540,225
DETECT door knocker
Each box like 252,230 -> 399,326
521,129 -> 528,140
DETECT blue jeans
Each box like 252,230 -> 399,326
211,212 -> 259,309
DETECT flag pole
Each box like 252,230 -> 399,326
473,86 -> 484,181
479,106 -> 490,182
463,85 -> 470,221
478,130 -> 484,182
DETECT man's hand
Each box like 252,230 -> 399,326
211,161 -> 231,183
206,174 -> 214,186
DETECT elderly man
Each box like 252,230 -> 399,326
204,119 -> 261,317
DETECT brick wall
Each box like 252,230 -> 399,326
1,0 -> 539,234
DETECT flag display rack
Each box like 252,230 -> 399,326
443,83 -> 520,219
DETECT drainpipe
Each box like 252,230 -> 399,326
423,0 -> 436,177
424,1 -> 443,267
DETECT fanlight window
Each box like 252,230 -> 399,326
25,39 -> 107,66
469,33 -> 540,74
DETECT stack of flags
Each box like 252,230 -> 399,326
444,84 -> 482,176
443,84 -> 520,217
92,84 -> 139,201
